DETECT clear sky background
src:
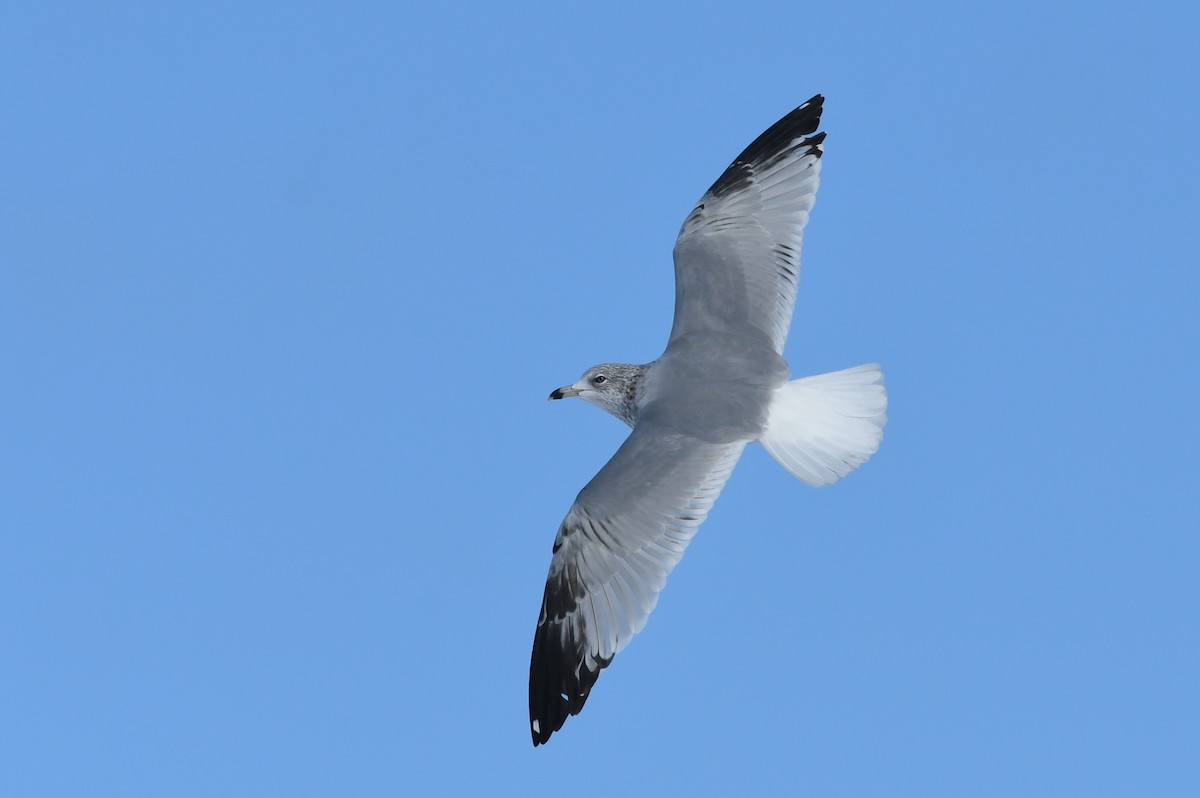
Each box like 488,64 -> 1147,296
2,2 -> 1196,795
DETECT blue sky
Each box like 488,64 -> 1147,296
2,1 -> 1196,795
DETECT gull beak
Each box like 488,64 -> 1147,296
549,384 -> 581,400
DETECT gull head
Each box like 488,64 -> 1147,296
549,362 -> 647,427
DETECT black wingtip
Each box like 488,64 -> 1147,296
529,616 -> 587,746
735,94 -> 824,163
708,94 -> 826,199
528,583 -> 608,746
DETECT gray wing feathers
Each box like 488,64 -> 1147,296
529,425 -> 745,744
670,96 -> 825,353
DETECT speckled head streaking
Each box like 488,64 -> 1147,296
548,362 -> 648,428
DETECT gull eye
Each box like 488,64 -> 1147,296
592,375 -> 607,385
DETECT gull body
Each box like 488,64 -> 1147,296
532,96 -> 887,745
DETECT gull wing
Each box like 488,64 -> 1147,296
670,96 -> 825,353
529,422 -> 746,745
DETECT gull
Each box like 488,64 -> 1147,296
530,95 -> 887,746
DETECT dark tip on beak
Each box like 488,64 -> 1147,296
549,384 -> 580,401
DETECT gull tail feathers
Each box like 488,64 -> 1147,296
760,364 -> 887,487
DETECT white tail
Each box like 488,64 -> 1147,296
760,364 -> 887,487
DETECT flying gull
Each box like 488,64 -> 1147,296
530,95 -> 887,745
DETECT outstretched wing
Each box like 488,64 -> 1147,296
529,422 -> 746,745
670,95 -> 825,353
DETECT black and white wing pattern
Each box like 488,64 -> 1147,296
670,96 -> 825,354
529,421 -> 746,745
